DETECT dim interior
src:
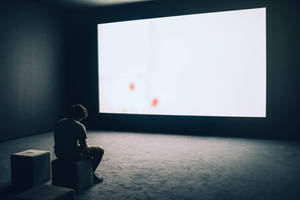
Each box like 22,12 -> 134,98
1,0 -> 300,200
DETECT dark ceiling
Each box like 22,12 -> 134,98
35,0 -> 156,9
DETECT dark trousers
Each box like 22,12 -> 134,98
56,145 -> 104,172
85,145 -> 104,172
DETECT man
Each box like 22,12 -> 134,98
53,104 -> 104,183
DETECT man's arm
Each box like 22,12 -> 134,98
78,125 -> 88,150
77,123 -> 89,158
78,138 -> 90,159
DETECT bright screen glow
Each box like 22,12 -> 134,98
98,8 -> 266,117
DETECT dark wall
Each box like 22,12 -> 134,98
0,0 -> 66,142
64,0 -> 300,139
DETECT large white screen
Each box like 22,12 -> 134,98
98,8 -> 266,117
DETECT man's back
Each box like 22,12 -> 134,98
53,118 -> 87,159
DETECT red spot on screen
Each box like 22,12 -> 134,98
152,98 -> 159,107
129,83 -> 135,91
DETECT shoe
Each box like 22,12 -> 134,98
93,174 -> 103,184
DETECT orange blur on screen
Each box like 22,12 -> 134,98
152,98 -> 159,107
129,83 -> 135,91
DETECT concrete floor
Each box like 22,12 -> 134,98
1,131 -> 300,200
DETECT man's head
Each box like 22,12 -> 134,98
67,104 -> 88,122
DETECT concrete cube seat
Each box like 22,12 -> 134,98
11,149 -> 50,190
14,184 -> 75,200
51,159 -> 93,192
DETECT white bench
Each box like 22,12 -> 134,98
51,159 -> 93,192
11,149 -> 50,190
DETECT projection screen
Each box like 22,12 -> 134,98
98,7 -> 266,117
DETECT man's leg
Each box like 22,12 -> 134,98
87,145 -> 104,172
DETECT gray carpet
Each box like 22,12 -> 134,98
0,131 -> 300,200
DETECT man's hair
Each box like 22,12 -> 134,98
67,104 -> 88,120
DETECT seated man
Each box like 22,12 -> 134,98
53,104 -> 104,183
